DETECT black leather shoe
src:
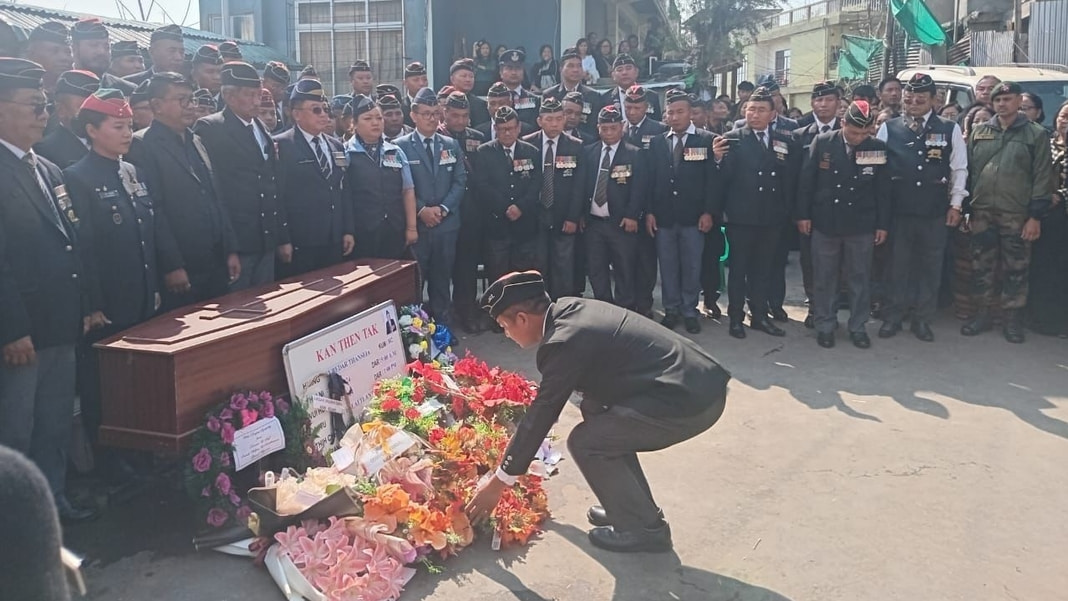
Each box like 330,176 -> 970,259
750,318 -> 786,337
804,314 -> 815,329
660,313 -> 680,330
700,303 -> 722,320
588,523 -> 673,553
961,313 -> 992,336
684,317 -> 700,334
1003,310 -> 1026,344
850,331 -> 872,349
56,495 -> 100,524
769,307 -> 789,322
817,332 -> 835,348
878,320 -> 901,338
728,321 -> 746,339
586,505 -> 664,528
911,320 -> 934,342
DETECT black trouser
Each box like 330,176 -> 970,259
354,222 -> 407,261
726,223 -> 779,322
567,394 -> 725,532
634,224 -> 659,314
768,223 -> 811,311
886,214 -> 947,323
484,235 -> 538,283
536,223 -> 577,300
700,226 -> 726,307
573,229 -> 588,296
452,212 -> 485,321
585,216 -> 638,310
280,244 -> 343,280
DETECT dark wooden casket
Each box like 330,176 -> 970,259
95,259 -> 419,453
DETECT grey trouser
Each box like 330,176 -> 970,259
886,214 -> 947,322
811,229 -> 876,334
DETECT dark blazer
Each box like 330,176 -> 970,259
510,88 -> 541,125
468,94 -> 490,131
623,117 -> 668,151
583,139 -> 647,221
394,130 -> 467,233
792,117 -> 840,152
34,125 -> 88,170
127,122 -> 237,275
521,131 -> 588,227
602,87 -> 662,122
193,108 -> 287,254
542,82 -> 604,136
715,125 -> 801,227
498,297 -> 731,476
439,125 -> 485,224
273,126 -> 353,248
648,127 -> 720,228
0,147 -> 89,348
470,138 -> 541,241
565,128 -> 598,145
797,130 -> 892,236
123,68 -> 156,86
475,120 -> 537,140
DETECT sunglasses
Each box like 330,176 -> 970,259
303,105 -> 332,115
0,99 -> 48,116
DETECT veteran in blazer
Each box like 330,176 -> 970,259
541,47 -> 604,139
466,272 -> 729,554
602,54 -> 662,122
34,70 -> 100,169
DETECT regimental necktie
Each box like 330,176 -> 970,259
820,125 -> 831,133
846,143 -> 854,159
910,116 -> 924,135
757,131 -> 767,149
504,147 -> 512,162
312,136 -> 330,177
630,125 -> 639,139
594,145 -> 611,206
673,133 -> 684,169
23,152 -> 61,225
542,139 -> 555,209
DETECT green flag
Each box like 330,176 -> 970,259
839,35 -> 882,80
890,0 -> 947,45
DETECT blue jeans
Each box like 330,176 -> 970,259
0,344 -> 76,495
414,226 -> 460,326
655,224 -> 704,317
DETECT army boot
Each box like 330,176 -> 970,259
1003,309 -> 1026,344
960,311 -> 992,336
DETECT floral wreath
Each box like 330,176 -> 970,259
185,390 -> 324,530
398,305 -> 457,366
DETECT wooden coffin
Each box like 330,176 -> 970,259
95,259 -> 419,453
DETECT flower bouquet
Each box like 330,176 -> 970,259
398,305 -> 457,367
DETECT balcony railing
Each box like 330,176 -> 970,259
765,0 -> 880,29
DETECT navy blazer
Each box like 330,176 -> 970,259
394,131 -> 467,233
648,127 -> 720,228
716,125 -> 800,227
274,126 -> 353,248
34,125 -> 88,170
470,139 -> 541,241
522,131 -> 588,227
583,139 -> 647,221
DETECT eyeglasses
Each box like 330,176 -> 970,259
166,96 -> 194,107
301,106 -> 330,115
0,99 -> 48,116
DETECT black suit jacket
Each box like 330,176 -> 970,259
499,297 -> 731,476
796,130 -> 891,236
469,95 -> 490,131
792,117 -> 841,152
34,125 -> 88,170
623,118 -> 668,151
648,128 -> 720,228
521,131 -> 588,227
470,139 -> 541,241
193,108 -> 287,254
0,147 -> 90,348
715,126 -> 801,227
274,127 -> 352,250
123,68 -> 156,86
583,140 -> 647,221
542,83 -> 604,137
100,72 -> 136,96
127,122 -> 237,275
602,87 -> 662,122
732,114 -> 799,133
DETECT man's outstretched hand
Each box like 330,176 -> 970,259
465,475 -> 507,525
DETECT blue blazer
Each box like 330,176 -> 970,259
394,131 -> 467,233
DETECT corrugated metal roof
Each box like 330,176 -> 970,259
0,2 -> 295,68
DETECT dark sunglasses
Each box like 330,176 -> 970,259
303,105 -> 332,116
0,99 -> 48,116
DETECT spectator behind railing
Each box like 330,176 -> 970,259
594,38 -> 614,82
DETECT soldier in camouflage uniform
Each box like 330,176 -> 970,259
962,81 -> 1053,343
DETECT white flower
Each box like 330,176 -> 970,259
408,343 -> 422,357
398,315 -> 413,327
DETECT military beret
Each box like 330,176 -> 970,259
284,83 -> 295,99
80,88 -> 132,119
130,79 -> 152,104
261,62 -> 288,85
487,82 -> 511,98
404,61 -> 426,77
330,94 -> 353,113
220,61 -> 260,88
445,91 -> 469,110
624,84 -> 648,103
598,105 -> 623,123
260,88 -> 275,108
904,73 -> 935,94
290,78 -> 326,103
450,58 -> 475,74
499,49 -> 525,66
29,22 -> 69,45
851,83 -> 876,99
55,70 -> 100,97
665,88 -> 693,105
218,40 -> 242,61
737,80 -> 755,91
493,105 -> 519,124
348,60 -> 371,75
562,91 -> 584,105
150,24 -> 183,44
0,58 -> 45,90
811,80 -> 839,98
377,93 -> 401,109
193,44 -> 222,66
111,40 -> 141,59
71,18 -> 108,42
991,80 -> 1022,99
560,47 -> 580,62
749,86 -> 775,104
612,53 -> 636,69
539,97 -> 563,114
480,271 -> 549,318
376,83 -> 401,98
350,94 -> 377,118
193,87 -> 216,109
844,100 -> 874,128
412,87 -> 437,107
299,65 -> 319,79
437,85 -> 456,99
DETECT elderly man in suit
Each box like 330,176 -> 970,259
194,61 -> 287,289
70,18 -> 135,95
395,88 -> 467,329
273,79 -> 354,278
602,54 -> 662,121
466,271 -> 730,553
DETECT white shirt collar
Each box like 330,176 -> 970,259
815,116 -> 836,130
502,142 -> 516,154
236,114 -> 254,128
628,117 -> 646,130
298,126 -> 320,145
542,305 -> 552,338
507,85 -> 525,95
543,133 -> 559,145
0,137 -> 28,160
671,123 -> 697,138
603,140 -> 620,153
418,131 -> 436,145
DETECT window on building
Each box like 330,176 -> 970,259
207,15 -> 224,35
300,32 -> 334,91
334,1 -> 367,23
369,29 -> 404,83
774,49 -> 791,85
369,0 -> 403,23
231,14 -> 255,40
298,2 -> 332,25
334,31 -> 369,95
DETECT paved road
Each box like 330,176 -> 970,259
68,265 -> 1068,601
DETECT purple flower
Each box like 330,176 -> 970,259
235,505 -> 252,523
261,400 -> 275,418
192,448 -> 212,473
200,485 -> 211,498
258,391 -> 272,403
214,472 -> 232,496
219,452 -> 231,467
207,508 -> 228,528
229,491 -> 241,506
230,393 -> 249,411
219,408 -> 233,420
276,399 -> 290,415
206,417 -> 221,433
221,422 -> 235,444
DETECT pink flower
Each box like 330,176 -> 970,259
276,399 -> 290,414
301,518 -> 325,538
230,393 -> 249,411
207,508 -> 228,527
235,505 -> 252,523
206,417 -> 221,433
261,400 -> 275,418
259,391 -> 273,403
219,408 -> 233,420
298,536 -> 334,574
214,472 -> 231,496
221,422 -> 235,444
192,448 -> 212,473
240,408 -> 259,427
274,525 -> 308,564
229,491 -> 241,506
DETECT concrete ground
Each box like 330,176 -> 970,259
67,260 -> 1068,601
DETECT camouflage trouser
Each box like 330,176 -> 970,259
969,209 -> 1032,310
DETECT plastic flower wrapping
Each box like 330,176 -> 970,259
398,305 -> 457,367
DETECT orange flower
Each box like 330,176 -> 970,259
362,483 -> 411,532
407,505 -> 449,551
447,502 -> 474,548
